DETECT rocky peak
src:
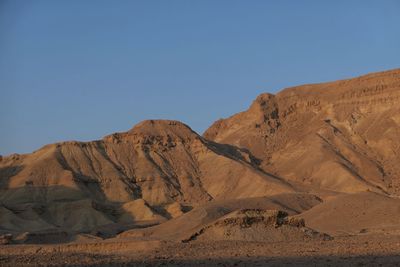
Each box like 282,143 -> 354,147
104,120 -> 202,146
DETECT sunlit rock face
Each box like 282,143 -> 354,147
205,69 -> 400,194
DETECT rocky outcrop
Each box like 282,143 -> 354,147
182,209 -> 331,242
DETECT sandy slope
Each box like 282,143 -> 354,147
299,191 -> 400,236
119,193 -> 322,241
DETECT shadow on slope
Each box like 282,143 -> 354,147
0,185 -> 168,243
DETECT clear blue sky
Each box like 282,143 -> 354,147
1,1 -> 399,155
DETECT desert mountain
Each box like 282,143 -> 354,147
0,120 -> 292,235
205,69 -> 400,194
1,68 -> 400,244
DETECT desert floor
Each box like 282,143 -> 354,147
1,233 -> 400,266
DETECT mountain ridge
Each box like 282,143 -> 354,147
204,68 -> 400,194
1,68 -> 399,241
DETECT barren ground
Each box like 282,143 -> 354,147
1,234 -> 400,266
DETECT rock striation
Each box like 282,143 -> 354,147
1,68 -> 400,242
205,69 -> 400,194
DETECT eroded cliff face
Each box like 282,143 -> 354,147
204,69 -> 400,194
0,120 -> 292,234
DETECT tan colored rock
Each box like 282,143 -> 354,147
0,120 -> 292,236
205,69 -> 400,194
1,68 -> 399,245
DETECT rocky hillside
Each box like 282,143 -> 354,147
205,69 -> 400,194
0,120 -> 291,235
0,68 -> 399,240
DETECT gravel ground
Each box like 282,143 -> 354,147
1,234 -> 400,266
